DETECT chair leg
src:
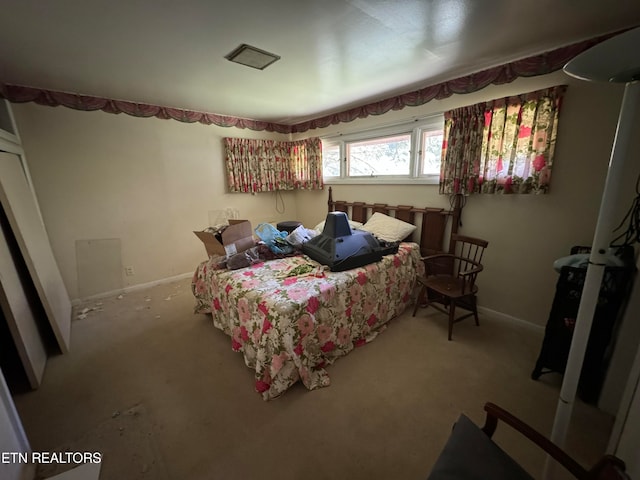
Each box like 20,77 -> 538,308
448,302 -> 456,341
412,286 -> 425,317
472,296 -> 480,326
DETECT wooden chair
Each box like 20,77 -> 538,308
412,234 -> 488,340
427,402 -> 628,480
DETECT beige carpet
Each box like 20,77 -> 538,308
34,403 -> 167,480
13,279 -> 614,480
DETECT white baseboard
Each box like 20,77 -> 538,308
478,306 -> 544,334
71,272 -> 194,306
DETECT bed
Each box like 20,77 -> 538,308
191,188 -> 460,400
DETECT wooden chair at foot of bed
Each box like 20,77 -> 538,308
427,402 -> 628,480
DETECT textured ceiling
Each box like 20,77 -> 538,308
0,0 -> 639,125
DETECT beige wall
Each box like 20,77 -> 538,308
8,74 -> 640,423
12,104 -> 296,300
10,69 -> 640,328
294,70 -> 640,327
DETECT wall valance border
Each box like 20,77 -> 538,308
0,30 -> 623,134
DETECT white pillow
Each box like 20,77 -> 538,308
360,212 -> 416,242
313,219 -> 363,232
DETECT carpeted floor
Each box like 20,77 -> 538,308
34,403 -> 167,480
12,279 -> 614,479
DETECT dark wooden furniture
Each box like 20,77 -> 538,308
531,245 -> 635,403
412,234 -> 488,340
427,402 -> 628,480
326,186 -> 460,257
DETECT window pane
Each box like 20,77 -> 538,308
322,143 -> 341,177
347,134 -> 411,176
422,130 -> 443,175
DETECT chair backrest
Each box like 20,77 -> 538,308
429,403 -> 629,479
479,403 -> 628,480
451,234 -> 488,285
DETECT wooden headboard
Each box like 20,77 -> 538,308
327,186 -> 460,256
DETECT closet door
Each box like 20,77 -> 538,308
0,152 -> 71,353
0,209 -> 47,388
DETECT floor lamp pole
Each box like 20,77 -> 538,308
543,80 -> 640,479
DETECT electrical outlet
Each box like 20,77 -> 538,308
124,266 -> 135,276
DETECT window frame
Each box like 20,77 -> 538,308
321,114 -> 444,185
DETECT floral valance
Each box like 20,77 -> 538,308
0,31 -> 620,134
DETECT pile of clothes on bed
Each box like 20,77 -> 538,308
207,222 -> 319,271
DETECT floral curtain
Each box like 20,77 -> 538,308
289,138 -> 324,190
440,85 -> 566,194
224,137 -> 323,193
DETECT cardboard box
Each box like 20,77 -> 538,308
194,220 -> 255,257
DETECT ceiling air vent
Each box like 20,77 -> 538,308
224,44 -> 280,70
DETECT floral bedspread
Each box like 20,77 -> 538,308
191,243 -> 424,400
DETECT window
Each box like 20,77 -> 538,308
321,115 -> 444,184
322,143 -> 341,177
347,133 -> 411,177
421,129 -> 443,175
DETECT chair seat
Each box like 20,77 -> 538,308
427,414 -> 534,480
428,403 -> 628,480
420,275 -> 479,299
